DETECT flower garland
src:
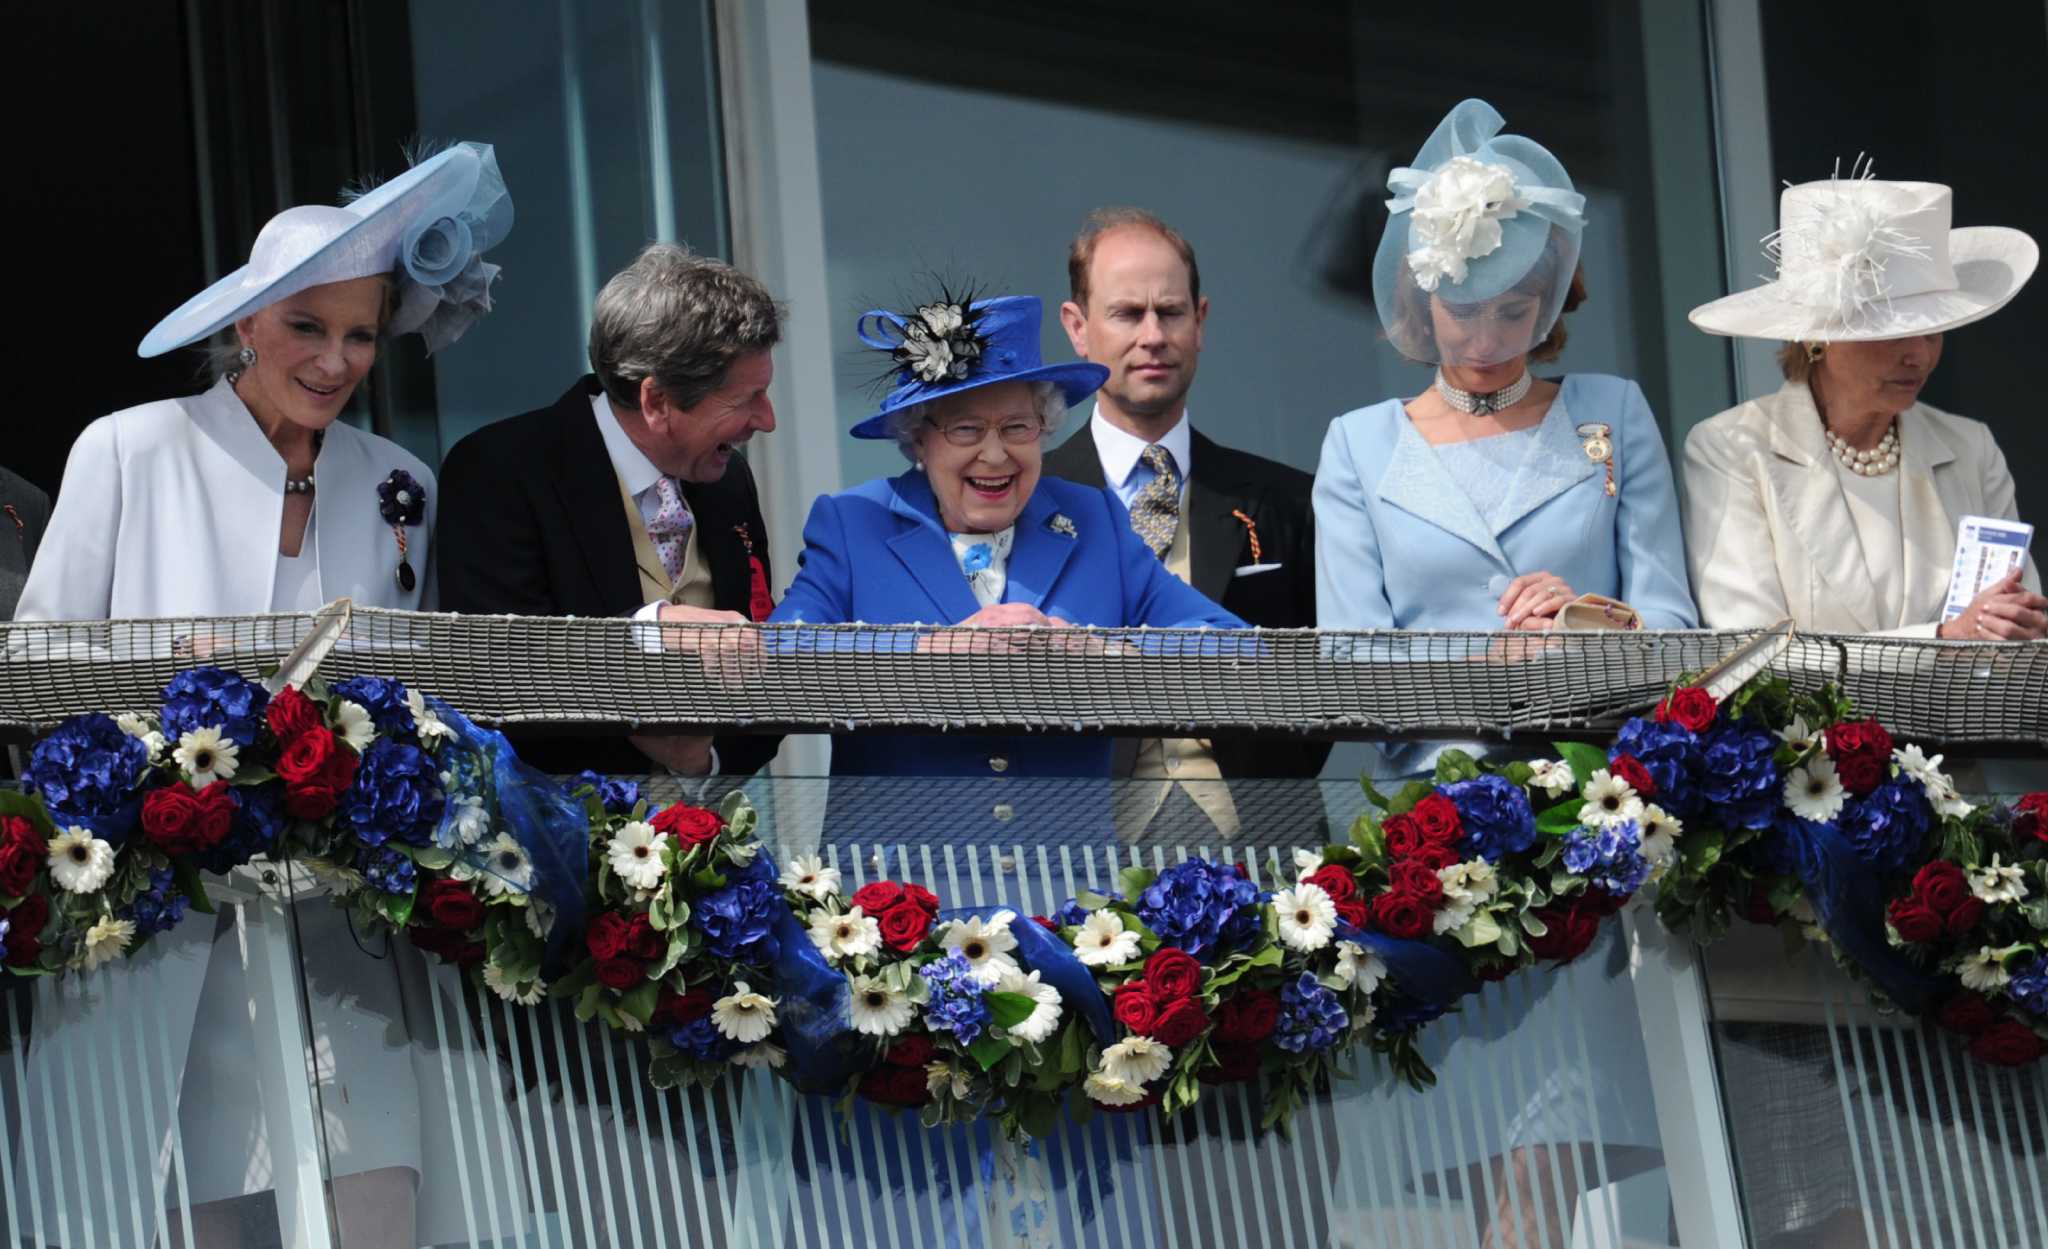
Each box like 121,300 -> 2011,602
3,666 -> 2042,1150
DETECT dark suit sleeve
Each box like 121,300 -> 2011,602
436,430 -> 559,616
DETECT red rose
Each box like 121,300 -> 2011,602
877,901 -> 933,954
623,913 -> 664,961
885,1034 -> 936,1067
858,1064 -> 931,1106
1476,957 -> 1523,982
1884,897 -> 1943,944
1200,1041 -> 1263,1085
1212,989 -> 1280,1043
1407,843 -> 1462,873
1388,860 -> 1445,908
1151,997 -> 1210,1047
1944,897 -> 1985,938
265,685 -> 322,743
1825,720 -> 1894,796
586,911 -> 633,961
421,880 -> 485,931
1031,914 -> 1058,932
901,883 -> 941,916
1410,793 -> 1463,846
1526,902 -> 1601,963
1656,687 -> 1718,733
1305,864 -> 1357,904
1113,982 -> 1161,1035
1144,948 -> 1202,1001
141,781 -> 235,857
850,881 -> 904,914
409,926 -> 484,965
276,728 -> 358,818
1371,891 -> 1434,940
653,986 -> 714,1028
2014,792 -> 2048,844
1609,753 -> 1656,797
1381,813 -> 1424,859
1969,1020 -> 2047,1067
1911,861 -> 1969,916
650,803 -> 723,848
595,957 -> 645,991
1334,899 -> 1369,929
1935,992 -> 1997,1036
3,894 -> 50,966
0,817 -> 41,897
747,555 -> 775,622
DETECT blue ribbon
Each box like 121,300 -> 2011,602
757,850 -> 861,1094
1779,818 -> 1945,1015
1342,920 -> 1480,1008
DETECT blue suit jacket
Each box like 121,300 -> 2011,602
1312,374 -> 1698,633
771,470 -> 1246,782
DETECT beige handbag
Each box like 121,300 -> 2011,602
1555,592 -> 1642,630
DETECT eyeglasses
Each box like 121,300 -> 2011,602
927,417 -> 1044,447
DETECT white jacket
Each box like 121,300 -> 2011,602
1683,380 -> 2037,636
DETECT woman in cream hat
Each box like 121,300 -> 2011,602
14,142 -> 511,1247
1684,168 -> 2044,638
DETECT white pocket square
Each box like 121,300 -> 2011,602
1232,562 -> 1283,577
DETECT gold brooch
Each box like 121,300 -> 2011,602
1577,422 -> 1616,497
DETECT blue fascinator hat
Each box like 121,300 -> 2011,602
849,293 -> 1108,439
1372,99 -> 1588,367
138,141 -> 514,358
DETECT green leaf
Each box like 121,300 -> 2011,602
1387,780 -> 1433,815
1554,741 -> 1607,784
1074,890 -> 1112,912
1057,1019 -> 1088,1077
171,859 -> 217,915
649,890 -> 683,932
0,789 -> 58,837
230,765 -> 277,787
1348,811 -> 1386,866
968,1035 -> 1014,1072
375,888 -> 415,928
1433,749 -> 1481,784
574,982 -> 602,1022
1117,866 -> 1156,899
409,846 -> 456,871
986,990 -> 1037,1029
616,980 -> 658,1026
1359,777 -> 1392,808
1519,910 -> 1550,937
1536,799 -> 1587,836
1681,826 -> 1727,874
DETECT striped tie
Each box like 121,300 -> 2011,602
1129,444 -> 1180,557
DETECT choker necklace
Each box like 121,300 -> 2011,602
281,430 -> 325,495
1823,421 -> 1899,476
1435,370 -> 1532,416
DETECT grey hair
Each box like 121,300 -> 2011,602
883,380 -> 1069,462
589,243 -> 785,411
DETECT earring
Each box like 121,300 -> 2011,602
1804,342 -> 1826,364
226,344 -> 257,385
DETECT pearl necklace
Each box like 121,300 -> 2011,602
1822,421 -> 1899,476
1435,369 -> 1532,416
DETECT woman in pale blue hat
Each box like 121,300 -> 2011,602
15,143 -> 511,1247
1312,100 -> 1693,1247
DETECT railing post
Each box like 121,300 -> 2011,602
240,872 -> 338,1249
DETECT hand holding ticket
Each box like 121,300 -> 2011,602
1942,515 -> 2034,621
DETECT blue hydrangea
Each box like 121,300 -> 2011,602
0,916 -> 10,963
1612,717 -> 1704,815
1441,774 -> 1537,861
1562,820 -> 1651,897
1275,972 -> 1349,1054
160,667 -> 270,748
571,770 -> 641,816
25,713 -> 152,843
1751,809 -> 1826,880
1136,859 -> 1261,960
1697,725 -> 1781,830
340,739 -> 445,848
331,676 -> 417,736
670,1015 -> 739,1062
124,868 -> 189,937
2008,956 -> 2048,1019
358,845 -> 417,895
1840,777 -> 1931,873
1050,891 -> 1121,929
691,858 -> 782,964
918,952 -> 992,1045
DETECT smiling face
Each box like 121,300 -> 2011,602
1060,226 -> 1206,429
233,275 -> 388,434
914,381 -> 1044,534
1813,334 -> 1945,421
642,349 -> 777,483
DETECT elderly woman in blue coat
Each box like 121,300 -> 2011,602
767,290 -> 1243,1246
1313,100 -> 1696,1248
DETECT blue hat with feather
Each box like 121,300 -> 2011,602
849,293 -> 1107,439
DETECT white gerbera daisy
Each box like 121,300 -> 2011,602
1098,1036 -> 1172,1085
1334,940 -> 1387,993
1784,755 -> 1847,822
332,700 -> 376,752
482,962 -> 547,1006
779,853 -> 841,901
734,1041 -> 786,1070
847,974 -> 914,1037
1274,882 -> 1337,953
808,906 -> 883,965
172,726 -> 239,786
1777,714 -> 1818,754
1528,758 -> 1576,798
1638,804 -> 1684,868
115,712 -> 166,762
1084,1071 -> 1149,1106
996,967 -> 1063,1044
927,1060 -> 974,1100
1581,769 -> 1644,827
407,689 -> 455,745
1970,855 -> 2029,905
607,821 -> 670,891
712,981 -> 777,1043
939,911 -> 1021,987
475,833 -> 534,898
48,826 -> 115,894
1073,910 -> 1140,967
79,916 -> 136,970
1959,946 -> 2012,992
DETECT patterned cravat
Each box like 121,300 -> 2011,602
647,475 -> 693,584
1129,444 -> 1180,557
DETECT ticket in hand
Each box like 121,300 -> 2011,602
1942,515 -> 2035,620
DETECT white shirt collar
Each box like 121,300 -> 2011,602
591,390 -> 664,498
1088,404 -> 1192,487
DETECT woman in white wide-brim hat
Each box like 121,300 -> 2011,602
1684,168 -> 2045,639
14,142 -> 512,1248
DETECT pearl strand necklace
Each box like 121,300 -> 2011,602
1434,369 -> 1532,416
1822,421 -> 1899,476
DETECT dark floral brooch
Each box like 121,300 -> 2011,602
378,469 -> 426,592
